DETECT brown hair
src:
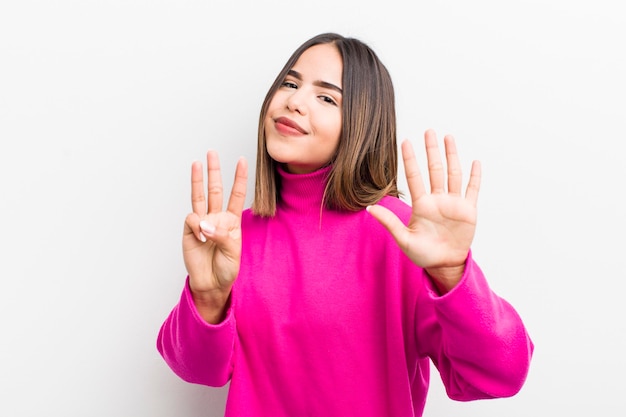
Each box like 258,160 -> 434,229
252,33 -> 399,217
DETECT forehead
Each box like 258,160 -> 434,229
291,44 -> 343,86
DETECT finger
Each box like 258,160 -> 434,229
424,129 -> 445,194
200,216 -> 239,255
191,161 -> 207,215
465,160 -> 482,206
444,135 -> 462,195
184,212 -> 206,243
366,204 -> 409,249
206,150 -> 224,213
401,140 -> 426,205
226,157 -> 248,217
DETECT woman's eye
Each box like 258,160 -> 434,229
320,95 -> 337,106
282,81 -> 298,89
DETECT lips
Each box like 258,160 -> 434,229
274,117 -> 307,135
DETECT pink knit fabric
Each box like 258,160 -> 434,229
157,165 -> 533,416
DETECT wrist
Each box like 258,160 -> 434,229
425,264 -> 465,295
190,287 -> 232,324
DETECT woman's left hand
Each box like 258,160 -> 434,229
367,129 -> 481,293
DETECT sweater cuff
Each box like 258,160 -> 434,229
424,250 -> 477,300
183,276 -> 235,328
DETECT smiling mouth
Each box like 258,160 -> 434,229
275,117 -> 307,135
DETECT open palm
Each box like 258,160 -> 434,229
367,129 -> 481,290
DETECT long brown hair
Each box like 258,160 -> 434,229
252,33 -> 399,217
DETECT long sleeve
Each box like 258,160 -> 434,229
156,278 -> 236,387
155,168 -> 533,416
415,254 -> 534,400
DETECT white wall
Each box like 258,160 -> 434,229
1,1 -> 624,416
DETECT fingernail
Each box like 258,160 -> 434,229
200,221 -> 215,235
199,233 -> 206,243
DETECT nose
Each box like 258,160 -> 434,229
286,88 -> 307,115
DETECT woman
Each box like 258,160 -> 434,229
157,32 -> 533,416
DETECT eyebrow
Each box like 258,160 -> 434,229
287,69 -> 343,94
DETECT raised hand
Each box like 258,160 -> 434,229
367,129 -> 481,293
182,150 -> 248,322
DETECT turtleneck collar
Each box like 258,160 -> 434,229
276,164 -> 332,214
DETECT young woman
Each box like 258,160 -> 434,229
157,32 -> 533,416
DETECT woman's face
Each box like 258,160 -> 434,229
265,43 -> 343,174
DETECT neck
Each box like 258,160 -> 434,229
277,165 -> 332,214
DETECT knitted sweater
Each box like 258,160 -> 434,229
157,165 -> 533,417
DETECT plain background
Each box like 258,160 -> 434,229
1,0 -> 625,416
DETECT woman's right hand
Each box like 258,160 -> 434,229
182,150 -> 248,323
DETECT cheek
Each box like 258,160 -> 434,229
263,98 -> 278,123
323,114 -> 342,146
263,115 -> 272,137
267,91 -> 285,113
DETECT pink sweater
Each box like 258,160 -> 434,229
157,165 -> 533,416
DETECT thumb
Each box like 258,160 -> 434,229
366,204 -> 407,243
